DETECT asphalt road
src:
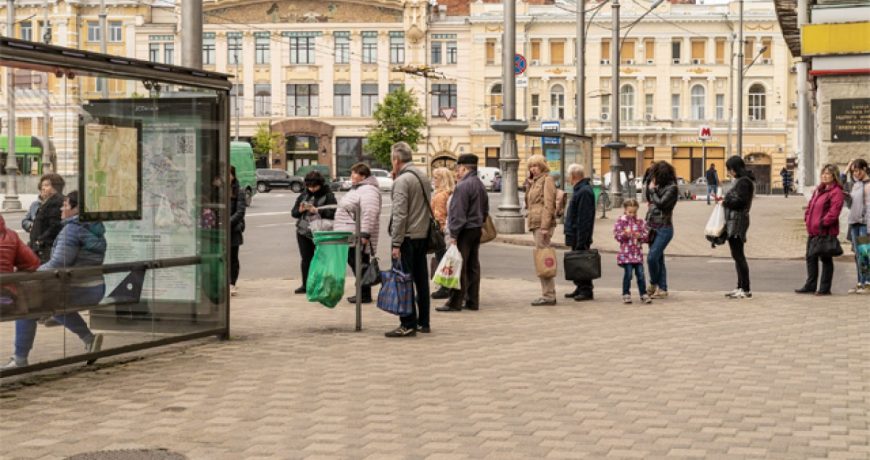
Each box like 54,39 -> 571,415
240,191 -> 859,295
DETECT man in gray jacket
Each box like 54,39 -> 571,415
387,142 -> 432,337
437,154 -> 488,312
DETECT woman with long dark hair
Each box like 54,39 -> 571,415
229,166 -> 246,296
721,156 -> 756,299
291,171 -> 337,294
645,161 -> 679,299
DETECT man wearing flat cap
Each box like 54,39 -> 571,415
437,154 -> 489,312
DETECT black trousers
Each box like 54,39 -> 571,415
571,242 -> 594,297
803,240 -> 834,294
230,245 -> 240,285
346,248 -> 372,301
728,237 -> 751,291
297,232 -> 316,289
399,238 -> 430,329
447,228 -> 482,308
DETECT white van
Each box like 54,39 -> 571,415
478,167 -> 501,191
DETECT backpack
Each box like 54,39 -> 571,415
555,189 -> 567,218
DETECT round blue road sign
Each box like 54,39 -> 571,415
514,54 -> 527,76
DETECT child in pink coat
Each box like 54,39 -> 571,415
614,199 -> 651,304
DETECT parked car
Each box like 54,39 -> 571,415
337,176 -> 353,191
478,167 -> 501,191
230,141 -> 257,205
685,176 -> 733,199
371,168 -> 394,191
256,168 -> 304,193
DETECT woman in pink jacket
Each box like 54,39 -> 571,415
334,163 -> 382,304
796,165 -> 845,296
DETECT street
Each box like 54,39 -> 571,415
241,192 -> 857,295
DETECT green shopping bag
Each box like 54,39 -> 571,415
306,231 -> 352,308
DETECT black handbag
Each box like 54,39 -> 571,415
808,235 -> 843,258
361,242 -> 381,287
406,170 -> 445,255
564,249 -> 602,281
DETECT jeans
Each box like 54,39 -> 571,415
296,233 -> 316,289
622,264 -> 647,296
230,245 -> 240,285
14,285 -> 105,360
728,237 -> 751,292
647,226 -> 674,292
707,185 -> 718,204
399,238 -> 430,329
447,228 -> 482,308
803,239 -> 834,294
849,224 -> 869,285
346,248 -> 372,301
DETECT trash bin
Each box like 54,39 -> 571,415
306,231 -> 352,308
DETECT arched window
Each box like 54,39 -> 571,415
619,84 -> 634,121
550,84 -> 565,120
748,83 -> 766,121
690,84 -> 705,120
489,83 -> 503,120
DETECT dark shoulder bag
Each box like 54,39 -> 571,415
808,198 -> 844,258
404,169 -> 446,255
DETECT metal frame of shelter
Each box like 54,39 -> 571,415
0,37 -> 233,377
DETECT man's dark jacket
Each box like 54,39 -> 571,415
564,178 -> 595,250
29,193 -> 63,263
705,168 -> 719,186
448,170 -> 489,238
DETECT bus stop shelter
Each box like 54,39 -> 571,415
518,130 -> 594,193
0,37 -> 232,377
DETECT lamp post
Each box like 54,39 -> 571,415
736,0 -> 744,160
604,0 -> 625,208
3,0 -> 21,211
492,0 -> 527,234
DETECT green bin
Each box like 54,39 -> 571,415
307,231 -> 353,308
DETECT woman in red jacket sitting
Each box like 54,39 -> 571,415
796,165 -> 846,296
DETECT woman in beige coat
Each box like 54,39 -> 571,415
525,154 -> 558,305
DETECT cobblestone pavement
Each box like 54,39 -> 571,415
496,196 -> 818,260
1,277 -> 868,459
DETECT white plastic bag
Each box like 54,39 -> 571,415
433,244 -> 463,290
704,203 -> 726,237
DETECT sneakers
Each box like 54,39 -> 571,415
384,326 -> 416,338
726,288 -> 752,299
531,297 -> 557,306
85,333 -> 104,354
641,294 -> 652,304
622,295 -> 632,304
650,290 -> 668,299
647,285 -> 657,296
1,356 -> 27,369
847,284 -> 867,295
230,285 -> 238,297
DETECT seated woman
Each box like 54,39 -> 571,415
3,191 -> 106,369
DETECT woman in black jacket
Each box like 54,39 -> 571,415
645,161 -> 679,299
721,156 -> 756,299
229,166 -> 246,296
29,173 -> 65,263
291,171 -> 337,294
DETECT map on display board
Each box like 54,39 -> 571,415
101,123 -> 199,302
79,118 -> 142,221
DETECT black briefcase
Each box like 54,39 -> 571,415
564,249 -> 602,281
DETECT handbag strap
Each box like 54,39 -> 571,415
400,168 -> 437,221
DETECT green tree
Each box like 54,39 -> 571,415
365,87 -> 425,165
251,122 -> 280,166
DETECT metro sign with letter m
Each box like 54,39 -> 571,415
698,125 -> 712,141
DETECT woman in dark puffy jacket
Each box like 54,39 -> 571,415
645,161 -> 679,299
291,171 -> 337,294
229,166 -> 246,296
721,156 -> 756,299
796,164 -> 845,296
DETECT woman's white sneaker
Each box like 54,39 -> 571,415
726,288 -> 752,299
847,284 -> 867,295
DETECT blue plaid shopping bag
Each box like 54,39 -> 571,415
376,260 -> 415,316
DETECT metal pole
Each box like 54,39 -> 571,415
494,0 -> 526,234
182,0 -> 203,69
354,204 -> 362,332
234,56 -> 240,141
736,0 -> 744,160
99,0 -> 108,98
576,0 -> 585,136
727,32 -> 734,159
42,0 -> 52,173
606,0 -> 625,208
796,0 -> 813,191
702,139 -> 707,182
3,0 -> 21,211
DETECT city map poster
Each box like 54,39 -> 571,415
78,117 -> 143,221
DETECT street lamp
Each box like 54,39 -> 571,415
736,40 -> 768,161
605,0 -> 664,208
